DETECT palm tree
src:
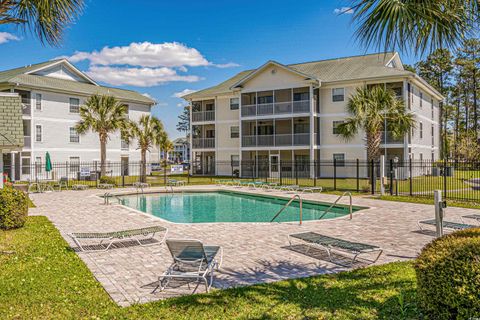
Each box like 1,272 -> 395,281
0,0 -> 84,46
127,115 -> 165,183
350,0 -> 479,55
75,95 -> 128,176
337,86 -> 415,162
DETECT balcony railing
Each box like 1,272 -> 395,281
381,131 -> 404,144
242,133 -> 310,147
192,110 -> 215,122
22,97 -> 31,116
192,138 -> 215,149
241,100 -> 310,117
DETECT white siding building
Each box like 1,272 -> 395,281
0,59 -> 156,181
183,52 -> 443,177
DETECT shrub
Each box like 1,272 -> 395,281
0,186 -> 28,230
99,175 -> 117,186
415,228 -> 480,319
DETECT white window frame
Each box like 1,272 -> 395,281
69,127 -> 80,143
35,124 -> 42,142
35,93 -> 42,111
332,120 -> 344,135
333,153 -> 345,167
230,126 -> 239,138
230,97 -> 239,110
332,88 -> 345,102
69,156 -> 80,173
69,97 -> 80,114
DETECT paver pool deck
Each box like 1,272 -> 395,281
29,185 -> 479,306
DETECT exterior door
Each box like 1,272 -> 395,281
121,156 -> 129,176
269,155 -> 280,178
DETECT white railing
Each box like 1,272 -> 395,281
241,100 -> 310,117
192,138 -> 215,149
192,110 -> 215,122
242,133 -> 310,147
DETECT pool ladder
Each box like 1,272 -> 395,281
318,192 -> 353,220
103,192 -> 124,205
270,194 -> 303,225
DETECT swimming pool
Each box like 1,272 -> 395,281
119,191 -> 364,223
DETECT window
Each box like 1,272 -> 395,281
69,127 -> 79,143
69,98 -> 80,113
293,92 -> 309,101
419,92 -> 423,108
333,153 -> 345,167
332,88 -> 345,102
230,98 -> 239,110
69,157 -> 80,173
332,121 -> 344,135
35,157 -> 42,173
230,126 -> 239,138
407,83 -> 412,109
35,125 -> 42,142
419,122 -> 423,139
231,155 -> 239,166
21,157 -> 31,175
121,137 -> 129,150
206,129 -> 215,138
35,93 -> 42,111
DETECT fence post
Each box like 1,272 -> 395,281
163,160 -> 167,185
389,159 -> 394,195
94,161 -> 98,188
443,158 -> 447,200
370,159 -> 375,195
313,160 -> 317,187
295,160 -> 298,185
356,159 -> 359,192
187,165 -> 190,184
409,157 -> 413,196
265,160 -> 268,183
279,160 -> 283,186
231,161 -> 234,181
333,158 -> 337,191
121,162 -> 125,187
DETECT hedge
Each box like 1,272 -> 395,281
0,186 -> 28,229
415,228 -> 480,319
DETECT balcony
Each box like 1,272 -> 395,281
242,133 -> 310,147
381,131 -> 404,144
192,138 -> 215,149
241,100 -> 310,117
21,97 -> 31,116
192,111 -> 215,123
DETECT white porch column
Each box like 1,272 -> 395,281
11,152 -> 16,182
309,85 -> 315,178
188,100 -> 193,168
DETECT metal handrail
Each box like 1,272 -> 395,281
318,192 -> 353,220
104,192 -> 124,205
270,194 -> 303,225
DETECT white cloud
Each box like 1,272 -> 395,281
211,62 -> 240,68
85,66 -> 201,87
334,7 -> 354,14
0,32 -> 20,44
68,42 -> 210,68
172,89 -> 197,98
177,102 -> 187,107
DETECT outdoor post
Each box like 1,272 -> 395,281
380,155 -> 385,195
121,161 -> 125,187
434,190 -> 444,237
231,161 -> 234,181
313,160 -> 317,187
409,156 -> 413,196
370,159 -> 375,195
163,160 -> 167,185
389,159 -> 394,195
94,161 -> 98,188
295,160 -> 298,186
333,158 -> 337,191
356,159 -> 359,192
279,160 -> 283,186
443,158 -> 448,200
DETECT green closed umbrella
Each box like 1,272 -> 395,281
45,152 -> 52,179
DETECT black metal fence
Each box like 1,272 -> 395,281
4,158 -> 480,203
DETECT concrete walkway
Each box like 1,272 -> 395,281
29,186 -> 479,306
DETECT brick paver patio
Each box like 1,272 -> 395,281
29,186 -> 479,306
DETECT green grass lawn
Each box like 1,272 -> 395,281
0,216 -> 420,319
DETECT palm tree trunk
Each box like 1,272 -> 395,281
140,149 -> 147,183
100,134 -> 107,176
366,130 -> 382,162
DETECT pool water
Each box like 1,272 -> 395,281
119,191 -> 363,223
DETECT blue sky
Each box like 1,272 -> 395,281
0,0 -> 418,139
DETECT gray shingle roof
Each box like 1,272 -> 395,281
0,94 -> 23,149
0,60 -> 155,105
184,52 -> 414,100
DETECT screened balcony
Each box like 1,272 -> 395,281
191,99 -> 215,123
241,87 -> 311,117
241,117 -> 311,147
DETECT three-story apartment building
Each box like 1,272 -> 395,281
184,52 -> 443,178
0,59 -> 156,181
